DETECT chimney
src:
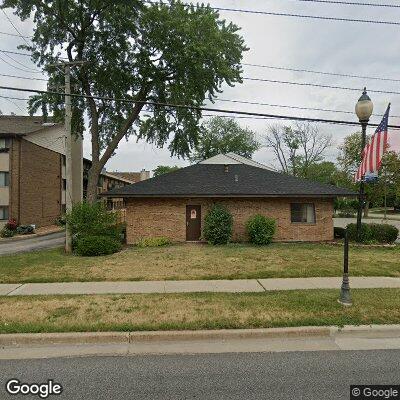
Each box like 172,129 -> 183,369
140,169 -> 150,181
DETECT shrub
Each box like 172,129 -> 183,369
55,215 -> 66,226
334,227 -> 346,239
74,235 -> 122,257
246,215 -> 276,245
203,204 -> 233,245
16,225 -> 35,235
347,223 -> 399,244
136,237 -> 172,248
0,228 -> 15,238
5,219 -> 17,231
66,202 -> 123,248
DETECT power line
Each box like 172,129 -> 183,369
291,0 -> 400,8
0,72 -> 47,81
1,10 -> 30,46
215,98 -> 400,119
243,76 -> 400,95
0,84 -> 399,129
243,63 -> 400,83
0,53 -> 43,74
0,30 -> 31,39
146,1 -> 400,26
0,50 -> 41,73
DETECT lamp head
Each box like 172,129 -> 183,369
355,87 -> 373,123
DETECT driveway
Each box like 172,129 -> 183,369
0,231 -> 65,255
334,217 -> 400,242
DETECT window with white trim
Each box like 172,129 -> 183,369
291,203 -> 316,224
0,206 -> 9,220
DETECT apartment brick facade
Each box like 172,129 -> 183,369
125,197 -> 334,244
10,138 -> 62,227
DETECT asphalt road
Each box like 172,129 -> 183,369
0,232 -> 65,255
1,350 -> 399,400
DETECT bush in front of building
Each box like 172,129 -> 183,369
203,204 -> 233,245
246,215 -> 276,245
136,237 -> 172,248
74,235 -> 122,257
66,202 -> 122,240
334,227 -> 346,239
346,223 -> 399,244
16,225 -> 35,235
0,228 -> 15,238
5,219 -> 17,231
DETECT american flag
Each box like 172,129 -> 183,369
355,104 -> 391,182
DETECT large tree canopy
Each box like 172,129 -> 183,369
3,0 -> 247,201
189,116 -> 260,163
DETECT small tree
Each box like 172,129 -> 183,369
189,117 -> 260,163
153,165 -> 180,177
246,215 -> 276,245
203,204 -> 233,245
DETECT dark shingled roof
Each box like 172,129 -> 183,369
103,163 -> 356,198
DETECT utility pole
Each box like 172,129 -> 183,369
49,60 -> 87,253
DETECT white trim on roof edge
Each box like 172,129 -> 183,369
199,152 -> 275,171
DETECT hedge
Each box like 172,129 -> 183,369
346,223 -> 398,244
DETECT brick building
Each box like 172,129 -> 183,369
104,153 -> 356,244
0,116 -> 149,228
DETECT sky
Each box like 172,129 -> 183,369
0,0 -> 400,173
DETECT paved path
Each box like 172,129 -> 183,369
2,276 -> 400,296
0,231 -> 64,255
1,350 -> 400,399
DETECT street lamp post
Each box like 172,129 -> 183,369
355,88 -> 374,242
339,229 -> 351,306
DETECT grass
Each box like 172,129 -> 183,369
0,243 -> 399,283
0,289 -> 400,333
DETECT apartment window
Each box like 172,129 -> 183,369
0,138 -> 11,149
0,206 -> 9,220
291,203 -> 316,224
0,172 -> 9,187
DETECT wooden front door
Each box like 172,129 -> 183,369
186,205 -> 201,241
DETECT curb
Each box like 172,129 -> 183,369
2,325 -> 400,347
0,230 -> 64,244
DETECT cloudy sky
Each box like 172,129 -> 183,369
0,0 -> 399,173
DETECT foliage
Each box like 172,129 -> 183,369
0,228 -> 15,238
305,162 -> 339,185
246,215 -> 276,245
5,219 -> 17,231
55,215 -> 66,227
337,132 -> 366,176
4,0 -> 247,201
203,204 -> 233,245
266,122 -> 332,177
346,223 -> 399,244
16,225 -> 35,235
65,202 -> 122,241
153,166 -> 180,177
189,116 -> 260,163
334,227 -> 346,239
75,235 -> 122,257
136,237 -> 172,248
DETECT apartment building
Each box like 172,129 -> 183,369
0,116 -> 149,228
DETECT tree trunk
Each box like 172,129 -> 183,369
86,163 -> 102,204
363,200 -> 370,218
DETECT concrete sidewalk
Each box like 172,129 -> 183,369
2,277 -> 400,296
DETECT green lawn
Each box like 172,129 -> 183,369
0,289 -> 399,333
0,243 -> 399,283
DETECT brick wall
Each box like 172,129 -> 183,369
125,197 -> 334,244
10,138 -> 62,227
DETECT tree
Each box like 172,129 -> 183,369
4,0 -> 247,202
337,132 -> 369,176
265,122 -> 332,177
189,116 -> 260,163
153,165 -> 180,177
306,161 -> 338,185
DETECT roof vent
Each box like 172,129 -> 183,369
234,174 -> 239,182
224,164 -> 229,173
